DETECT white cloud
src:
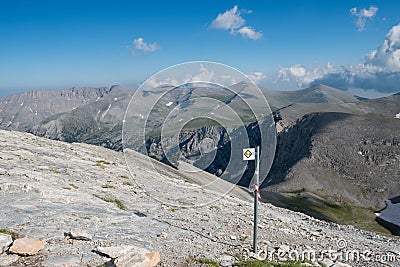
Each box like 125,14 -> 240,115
276,63 -> 336,88
247,72 -> 267,83
350,6 -> 378,31
365,24 -> 400,71
237,26 -> 263,40
144,64 -> 239,88
210,5 -> 262,40
129,37 -> 159,55
146,76 -> 180,88
268,23 -> 400,96
210,5 -> 245,31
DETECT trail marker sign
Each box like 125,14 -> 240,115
243,146 -> 260,253
243,148 -> 255,161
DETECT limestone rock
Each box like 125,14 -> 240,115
114,251 -> 149,267
320,258 -> 334,267
145,251 -> 161,267
42,255 -> 82,267
0,254 -> 19,266
0,233 -> 13,253
97,245 -> 149,259
9,238 -> 45,256
332,262 -> 352,267
66,229 -> 92,241
220,254 -> 234,267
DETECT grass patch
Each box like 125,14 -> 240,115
93,194 -> 125,210
240,235 -> 248,242
123,181 -> 134,186
69,183 -> 78,189
120,175 -> 129,179
50,166 -> 61,173
96,160 -> 111,165
277,192 -> 390,235
101,184 -> 115,189
234,260 -> 306,267
0,228 -> 19,240
94,160 -> 112,169
197,258 -> 220,266
177,198 -> 195,206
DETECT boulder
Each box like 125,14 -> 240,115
145,251 -> 161,267
9,238 -> 45,256
66,229 -> 92,241
97,245 -> 148,259
114,251 -> 149,267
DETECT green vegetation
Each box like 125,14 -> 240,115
177,198 -> 195,206
0,228 -> 19,239
69,183 -> 78,189
120,174 -> 129,179
234,260 -> 306,267
194,258 -> 308,267
277,192 -> 391,235
101,184 -> 115,189
94,160 -> 112,169
123,181 -> 134,186
96,160 -> 111,165
50,166 -> 61,173
183,118 -> 221,129
93,194 -> 125,210
165,206 -> 179,212
197,258 -> 220,266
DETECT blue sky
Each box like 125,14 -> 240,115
1,0 -> 400,97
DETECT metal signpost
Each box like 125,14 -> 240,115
243,146 -> 260,254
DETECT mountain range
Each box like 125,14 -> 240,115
0,83 -> 399,236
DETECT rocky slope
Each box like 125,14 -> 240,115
262,84 -> 363,111
2,84 -> 400,237
0,87 -> 113,131
1,129 -> 400,267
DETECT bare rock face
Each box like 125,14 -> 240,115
0,233 -> 12,253
9,238 -> 45,256
97,246 -> 160,267
1,129 -> 400,266
66,229 -> 92,241
114,251 -> 149,267
41,255 -> 82,267
145,251 -> 161,267
0,87 -> 112,131
97,245 -> 149,259
0,254 -> 19,266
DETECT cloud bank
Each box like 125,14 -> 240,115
257,24 -> 400,97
